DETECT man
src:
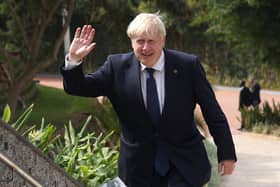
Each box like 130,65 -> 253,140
238,80 -> 252,129
249,77 -> 261,107
61,13 -> 237,187
239,80 -> 252,110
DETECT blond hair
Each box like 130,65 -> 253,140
126,12 -> 166,40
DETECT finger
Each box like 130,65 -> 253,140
83,26 -> 92,41
78,43 -> 96,60
85,28 -> 95,45
74,27 -> 81,38
218,163 -> 223,175
80,25 -> 88,39
219,163 -> 229,176
85,42 -> 96,53
224,164 -> 234,175
222,166 -> 229,176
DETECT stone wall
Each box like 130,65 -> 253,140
0,120 -> 82,187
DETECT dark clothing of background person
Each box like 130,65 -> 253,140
251,82 -> 261,107
239,81 -> 252,110
238,80 -> 252,129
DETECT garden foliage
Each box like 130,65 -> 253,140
1,104 -> 118,187
241,100 -> 280,136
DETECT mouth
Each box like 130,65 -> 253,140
141,52 -> 153,57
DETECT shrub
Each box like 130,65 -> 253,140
241,100 -> 280,134
54,117 -> 118,186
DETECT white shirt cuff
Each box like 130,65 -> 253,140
64,54 -> 82,70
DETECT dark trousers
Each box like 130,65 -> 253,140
150,163 -> 194,187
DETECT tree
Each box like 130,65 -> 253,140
0,0 -> 75,114
194,0 -> 280,67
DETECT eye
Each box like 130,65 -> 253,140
148,40 -> 155,45
136,39 -> 145,45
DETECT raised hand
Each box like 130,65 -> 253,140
68,25 -> 96,62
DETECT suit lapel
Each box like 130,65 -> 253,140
125,55 -> 146,111
162,50 -> 181,117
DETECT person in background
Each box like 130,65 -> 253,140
238,80 -> 252,129
60,12 -> 237,187
249,77 -> 261,107
239,80 -> 252,110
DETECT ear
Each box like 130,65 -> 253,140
162,36 -> 166,48
130,38 -> 135,49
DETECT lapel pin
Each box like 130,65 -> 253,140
172,69 -> 178,75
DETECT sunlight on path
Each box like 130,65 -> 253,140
34,74 -> 63,89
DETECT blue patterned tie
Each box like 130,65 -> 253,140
146,68 -> 169,176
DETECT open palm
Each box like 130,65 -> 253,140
69,25 -> 96,62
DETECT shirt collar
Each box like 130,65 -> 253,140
140,51 -> 165,72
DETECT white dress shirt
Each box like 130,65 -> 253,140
64,55 -> 82,70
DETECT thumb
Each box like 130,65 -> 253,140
218,162 -> 223,175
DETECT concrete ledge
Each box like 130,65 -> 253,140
0,119 -> 83,187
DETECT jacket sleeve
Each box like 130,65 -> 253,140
60,56 -> 113,98
193,58 -> 237,162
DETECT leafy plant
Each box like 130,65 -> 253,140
28,118 -> 60,154
2,104 -> 11,123
12,104 -> 34,132
54,115 -> 118,186
1,104 -> 36,135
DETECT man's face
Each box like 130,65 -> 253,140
131,32 -> 165,67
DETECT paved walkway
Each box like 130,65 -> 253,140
35,75 -> 280,187
219,133 -> 280,187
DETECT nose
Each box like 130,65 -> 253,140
142,42 -> 150,50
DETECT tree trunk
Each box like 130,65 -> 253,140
7,70 -> 36,116
7,87 -> 21,116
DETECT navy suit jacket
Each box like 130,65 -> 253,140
61,49 -> 237,187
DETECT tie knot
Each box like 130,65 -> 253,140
146,68 -> 155,76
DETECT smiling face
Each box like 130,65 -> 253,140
131,32 -> 165,67
126,13 -> 166,67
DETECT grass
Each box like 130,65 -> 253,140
19,85 -> 120,142
23,85 -> 96,128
